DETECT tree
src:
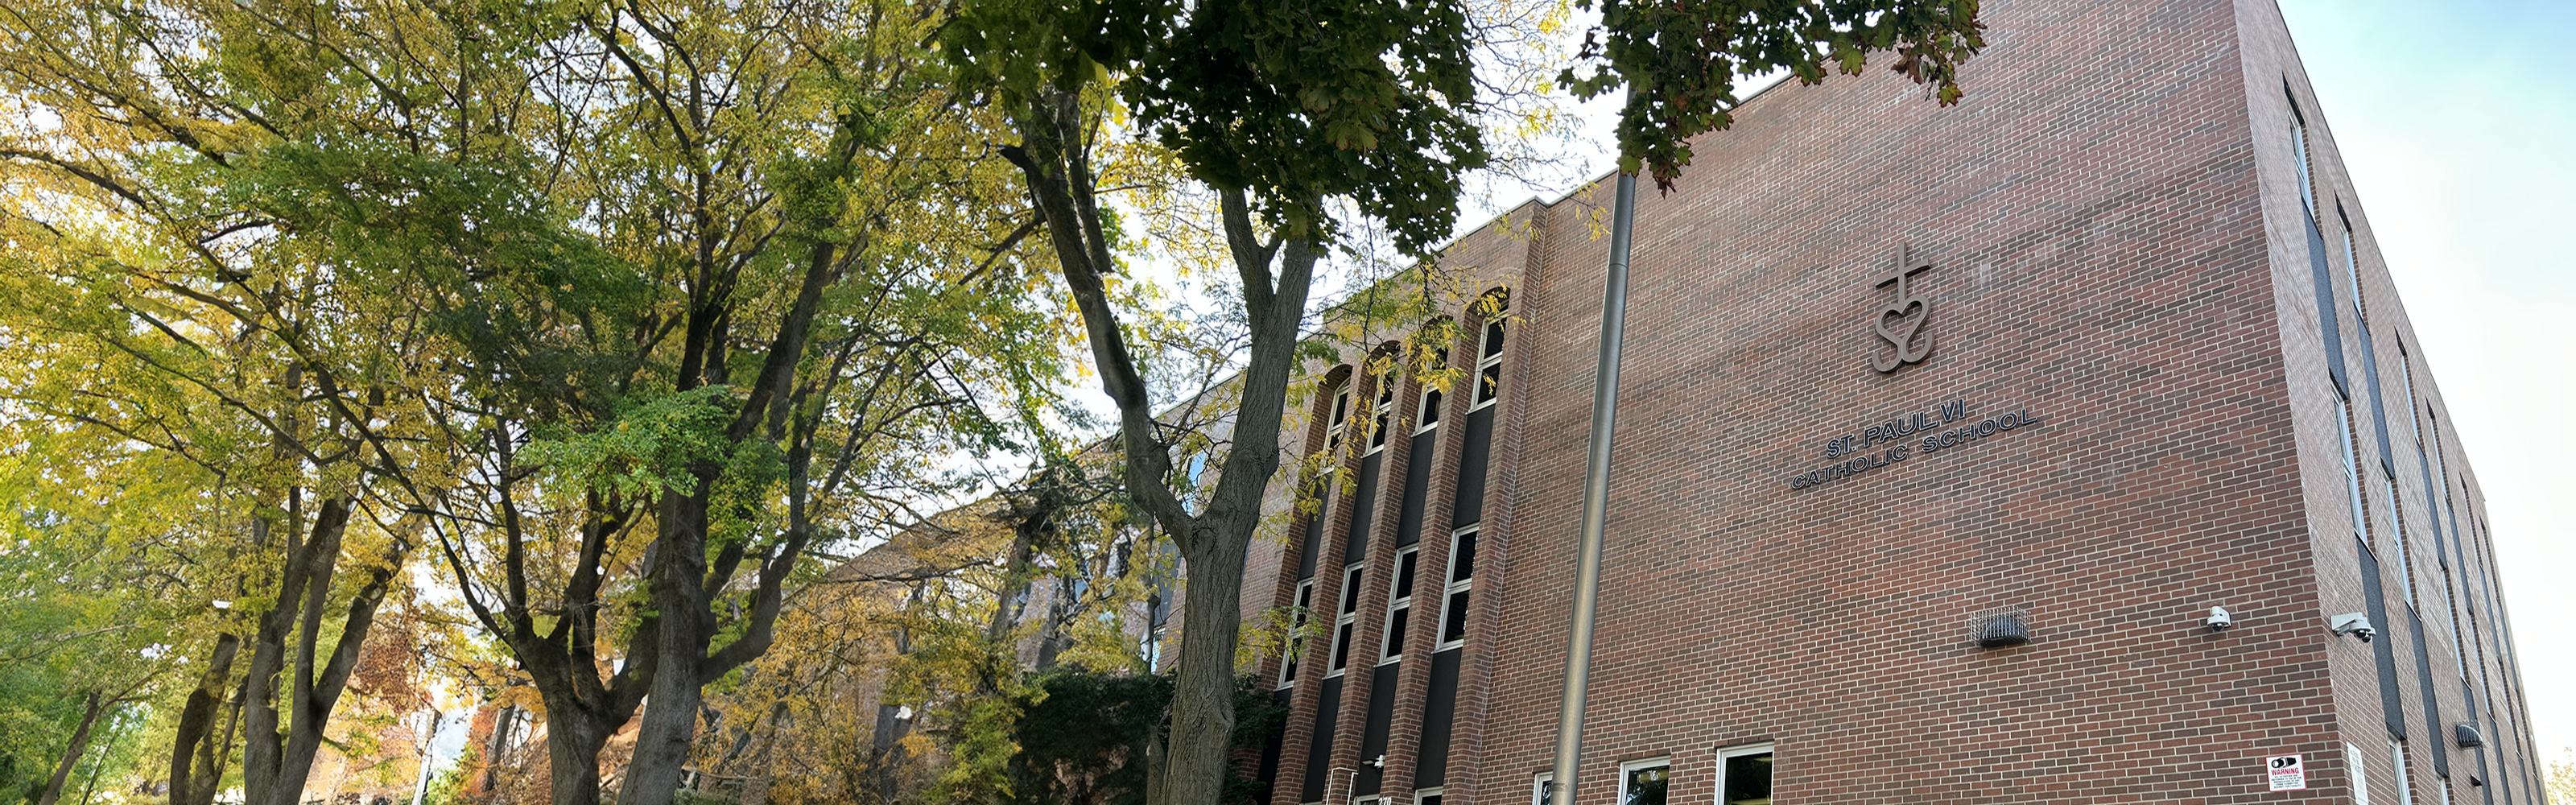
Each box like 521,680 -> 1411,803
0,2 -> 1078,804
2546,752 -> 2574,805
940,0 -> 1985,801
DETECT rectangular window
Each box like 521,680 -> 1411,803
1440,526 -> 1478,648
1328,386 -> 1353,452
1717,743 -> 1774,805
2289,88 -> 2316,213
2391,741 -> 2414,805
1281,579 -> 1315,687
1620,758 -> 1670,805
1416,788 -> 1443,805
1330,565 -> 1364,675
2338,398 -> 2370,542
1473,319 -> 1505,408
1531,773 -> 1554,805
2339,205 -> 2367,323
1368,373 -> 1397,452
1382,547 -> 1419,663
2380,470 -> 2413,608
1417,349 -> 1448,432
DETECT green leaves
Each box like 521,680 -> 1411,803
521,386 -> 745,504
1558,0 -> 1987,190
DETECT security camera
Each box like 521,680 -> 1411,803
2203,606 -> 2233,630
2329,612 -> 2375,643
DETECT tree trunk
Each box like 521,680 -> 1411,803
619,492 -> 714,805
1163,529 -> 1250,805
33,691 -> 105,805
240,497 -> 399,805
168,633 -> 239,805
545,712 -> 614,805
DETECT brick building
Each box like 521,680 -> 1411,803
1228,0 -> 2545,803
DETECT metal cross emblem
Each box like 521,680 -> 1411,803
1870,245 -> 1934,373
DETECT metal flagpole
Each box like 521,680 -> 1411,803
1549,169 -> 1640,805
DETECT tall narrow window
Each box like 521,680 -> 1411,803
1368,372 -> 1397,453
1327,386 -> 1353,452
1439,526 -> 1478,648
2289,88 -> 2316,213
1417,349 -> 1448,433
1620,758 -> 1670,805
2391,741 -> 2414,805
2380,469 -> 2413,608
1530,774 -> 1553,805
1717,743 -> 1774,805
1381,547 -> 1419,663
2339,206 -> 2367,324
1280,579 -> 1315,687
1329,564 -> 1363,675
2338,397 -> 2370,542
1473,317 -> 1506,409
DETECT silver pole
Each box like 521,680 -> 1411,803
1550,171 -> 1639,805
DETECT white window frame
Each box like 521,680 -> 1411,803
1380,546 -> 1419,665
1714,742 -> 1774,805
1327,564 -> 1364,677
2391,740 -> 2414,805
1472,318 -> 1505,411
1530,772 -> 1554,805
2379,469 -> 2413,609
1327,385 -> 1354,452
1278,578 -> 1315,688
2337,397 -> 2369,542
1367,371 -> 1397,454
1439,524 -> 1478,650
1620,756 -> 1672,805
2289,90 -> 2315,213
1415,349 -> 1449,435
1414,787 -> 1444,805
2347,741 -> 2372,805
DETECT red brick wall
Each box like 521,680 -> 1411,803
1244,0 -> 2539,803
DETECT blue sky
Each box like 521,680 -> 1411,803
2277,0 -> 2576,764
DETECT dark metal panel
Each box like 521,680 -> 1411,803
1449,407 -> 1495,527
1347,453 -> 1383,564
1416,647 -> 1462,788
2413,609 -> 2450,777
1396,431 -> 1435,546
1298,480 -> 1331,581
1257,690 -> 1290,791
2358,324 -> 2397,477
2359,536 -> 2407,739
1300,675 -> 1344,803
2306,210 -> 2349,395
1356,663 -> 1399,795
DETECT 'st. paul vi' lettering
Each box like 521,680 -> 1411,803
1788,399 -> 2043,489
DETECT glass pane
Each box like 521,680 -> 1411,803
1443,590 -> 1470,643
1384,607 -> 1408,658
1476,362 -> 1501,403
1421,388 -> 1442,427
1451,532 -> 1477,581
1482,320 -> 1506,358
1394,552 -> 1419,599
1342,568 -> 1364,614
1331,622 -> 1356,670
1623,765 -> 1668,805
1722,752 -> 1773,805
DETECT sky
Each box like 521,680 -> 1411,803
1506,0 -> 2576,773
